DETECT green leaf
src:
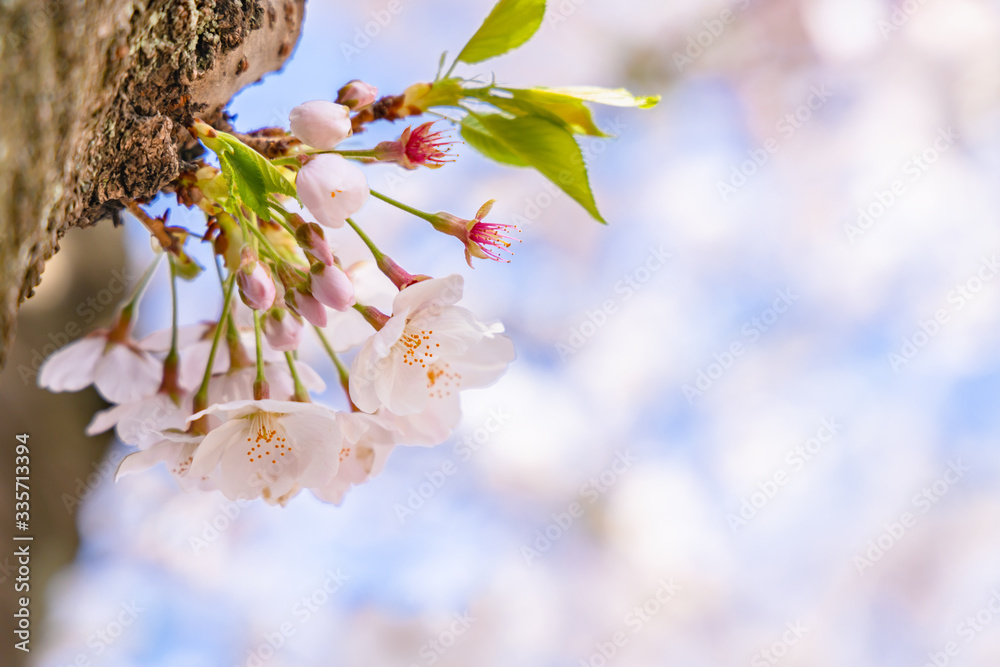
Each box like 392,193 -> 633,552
460,115 -> 528,167
194,122 -> 297,221
455,0 -> 546,65
474,113 -> 606,223
466,87 -> 609,137
533,86 -> 661,109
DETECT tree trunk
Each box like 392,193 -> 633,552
0,0 -> 307,369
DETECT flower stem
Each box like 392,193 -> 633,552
369,189 -> 437,224
313,326 -> 356,410
252,309 -> 269,400
244,215 -> 283,261
117,252 -> 165,326
325,149 -> 379,159
159,255 -> 182,404
192,273 -> 237,416
284,352 -> 310,402
345,217 -> 386,262
268,205 -> 300,236
345,217 -> 422,290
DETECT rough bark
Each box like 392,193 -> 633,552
0,0 -> 307,369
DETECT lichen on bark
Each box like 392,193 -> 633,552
0,0 -> 306,368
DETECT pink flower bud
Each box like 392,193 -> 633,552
263,309 -> 304,351
286,289 -> 328,328
295,222 -> 334,266
237,258 -> 276,311
296,154 -> 369,228
336,80 -> 378,110
289,101 -> 352,150
310,263 -> 356,311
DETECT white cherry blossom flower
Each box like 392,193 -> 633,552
313,412 -> 397,505
39,329 -> 162,404
289,100 -> 352,149
349,274 -> 515,416
296,154 -> 369,228
115,431 -> 214,491
186,399 -> 345,506
86,393 -> 193,449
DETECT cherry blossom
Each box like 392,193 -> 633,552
237,258 -> 276,311
86,393 -> 193,449
336,80 -> 378,110
115,431 -> 212,491
288,100 -> 352,149
38,328 -> 162,404
186,399 -> 346,505
296,154 -> 369,228
430,200 -> 518,267
286,288 -> 328,328
313,412 -> 397,505
263,309 -> 304,351
310,262 -> 356,311
349,274 -> 515,416
373,122 -> 456,170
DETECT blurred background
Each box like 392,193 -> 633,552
3,0 -> 1000,664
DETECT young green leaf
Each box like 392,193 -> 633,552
466,87 -> 610,137
460,115 -> 528,167
455,0 -> 546,65
193,121 -> 297,221
533,86 -> 661,109
474,113 -> 606,223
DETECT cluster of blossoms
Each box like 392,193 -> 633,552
38,80 -> 518,506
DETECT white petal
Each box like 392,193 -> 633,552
285,412 -> 342,488
448,330 -> 516,388
93,344 -> 162,403
188,419 -> 249,478
115,438 -> 192,480
139,323 -> 213,352
179,339 -> 231,391
86,404 -> 126,436
374,350 -> 428,416
392,394 -> 462,446
37,334 -> 107,392
392,274 -> 464,316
